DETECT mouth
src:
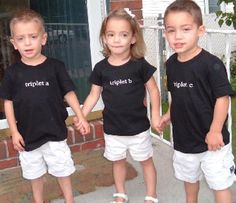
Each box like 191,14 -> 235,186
24,49 -> 34,54
174,43 -> 184,49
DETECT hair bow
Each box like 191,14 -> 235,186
124,8 -> 135,18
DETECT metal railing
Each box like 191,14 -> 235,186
143,25 -> 236,146
0,26 -> 236,147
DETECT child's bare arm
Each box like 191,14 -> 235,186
145,76 -> 161,133
159,105 -> 171,132
4,100 -> 25,151
82,84 -> 102,117
205,96 -> 229,151
64,91 -> 90,134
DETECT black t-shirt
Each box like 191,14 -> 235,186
166,49 -> 233,153
90,57 -> 156,135
0,58 -> 75,151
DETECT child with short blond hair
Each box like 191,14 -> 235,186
0,9 -> 90,203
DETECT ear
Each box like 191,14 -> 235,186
131,35 -> 136,45
198,25 -> 205,37
10,38 -> 18,50
42,32 -> 48,46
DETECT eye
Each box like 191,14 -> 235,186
183,27 -> 191,32
166,29 -> 175,33
106,32 -> 114,37
31,35 -> 38,39
16,37 -> 24,41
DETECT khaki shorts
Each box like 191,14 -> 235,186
19,140 -> 75,180
173,144 -> 235,190
104,129 -> 153,162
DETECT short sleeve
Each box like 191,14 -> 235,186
141,58 -> 156,83
89,63 -> 103,86
54,60 -> 76,96
0,67 -> 14,100
208,59 -> 233,98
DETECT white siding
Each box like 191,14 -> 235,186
142,0 -> 206,17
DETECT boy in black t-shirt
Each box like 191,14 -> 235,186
0,9 -> 89,203
159,1 -> 235,203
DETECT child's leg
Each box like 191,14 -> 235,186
31,177 -> 44,203
113,159 -> 127,202
184,181 -> 199,203
213,188 -> 232,203
57,176 -> 74,203
140,157 -> 157,201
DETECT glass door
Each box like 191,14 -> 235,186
0,0 -> 105,122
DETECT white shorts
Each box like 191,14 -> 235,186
104,129 -> 153,162
173,144 -> 235,190
19,140 -> 75,180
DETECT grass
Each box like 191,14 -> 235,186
160,97 -> 236,158
232,96 -> 236,157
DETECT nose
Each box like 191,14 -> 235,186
24,37 -> 31,45
114,34 -> 121,42
175,30 -> 182,39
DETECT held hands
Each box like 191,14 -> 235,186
151,116 -> 162,134
12,131 -> 25,152
158,113 -> 171,132
73,116 -> 90,135
205,130 -> 225,151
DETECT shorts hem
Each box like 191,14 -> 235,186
132,154 -> 153,162
104,153 -> 126,161
209,180 -> 234,191
23,170 -> 47,180
49,167 -> 76,178
175,174 -> 201,184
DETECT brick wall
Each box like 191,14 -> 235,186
110,0 -> 143,23
0,120 -> 104,170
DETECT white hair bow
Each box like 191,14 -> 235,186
124,8 -> 135,18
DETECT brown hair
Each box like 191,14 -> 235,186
100,8 -> 146,59
10,9 -> 45,36
164,0 -> 203,27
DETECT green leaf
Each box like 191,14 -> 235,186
216,10 -> 222,17
226,19 -> 232,26
218,19 -> 224,27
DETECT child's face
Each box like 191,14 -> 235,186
10,20 -> 47,63
164,11 -> 205,59
103,18 -> 136,58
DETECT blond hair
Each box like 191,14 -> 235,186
10,9 -> 45,36
100,8 -> 146,59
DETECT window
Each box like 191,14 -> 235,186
208,0 -> 220,13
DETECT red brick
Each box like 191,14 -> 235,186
83,125 -> 94,142
0,141 -> 7,159
81,139 -> 105,151
92,121 -> 104,139
67,126 -> 75,145
6,139 -> 18,158
0,158 -> 18,170
111,1 -> 142,10
74,129 -> 85,143
70,145 -> 81,153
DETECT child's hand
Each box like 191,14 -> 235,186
73,116 -> 90,135
12,132 -> 25,152
205,131 -> 225,151
151,116 -> 162,134
159,114 -> 171,132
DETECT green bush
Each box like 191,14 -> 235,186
231,59 -> 236,92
